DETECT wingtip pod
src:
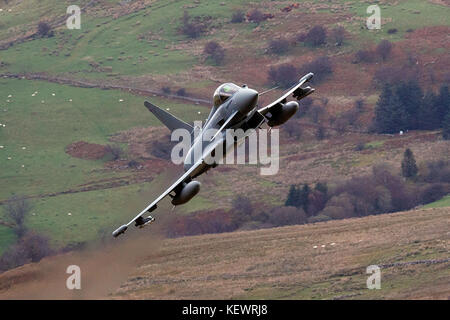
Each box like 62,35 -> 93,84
304,72 -> 314,82
112,225 -> 128,238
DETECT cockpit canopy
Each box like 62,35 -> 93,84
213,83 -> 240,107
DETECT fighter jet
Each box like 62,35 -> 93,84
112,73 -> 315,237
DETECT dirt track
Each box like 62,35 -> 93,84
0,72 -> 211,106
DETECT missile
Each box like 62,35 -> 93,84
293,86 -> 315,100
134,215 -> 155,228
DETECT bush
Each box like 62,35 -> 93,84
283,120 -> 302,138
335,108 -> 359,131
298,56 -> 333,83
180,11 -> 209,38
315,126 -> 326,140
326,193 -> 355,218
353,50 -> 375,63
387,28 -> 398,34
0,232 -> 53,272
295,32 -> 307,43
203,41 -> 225,65
299,97 -> 313,109
304,25 -> 327,47
308,187 -> 328,215
149,140 -> 175,160
37,21 -> 53,37
373,65 -> 418,86
354,142 -> 365,151
419,184 -> 446,204
329,26 -> 345,46
162,86 -> 171,94
376,40 -> 393,61
418,160 -> 450,183
267,63 -> 298,88
167,209 -> 236,237
268,38 -> 290,55
231,10 -> 245,23
176,88 -> 187,96
307,214 -> 332,224
319,205 -> 349,220
355,98 -> 365,111
247,9 -> 265,24
269,206 -> 307,227
308,105 -> 325,123
105,144 -> 123,161
232,195 -> 253,215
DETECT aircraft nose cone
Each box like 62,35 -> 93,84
239,88 -> 258,114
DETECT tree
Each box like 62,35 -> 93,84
285,185 -> 299,207
376,40 -> 392,61
304,26 -> 327,47
394,80 -> 423,130
315,126 -> 325,140
314,182 -> 328,196
373,84 -> 407,133
435,85 -> 450,127
298,184 -> 311,213
417,91 -> 439,130
443,112 -> 450,140
308,184 -> 328,216
203,41 -> 225,65
268,38 -> 290,55
355,98 -> 365,112
401,148 -> 418,179
5,196 -> 31,238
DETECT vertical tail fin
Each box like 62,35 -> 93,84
144,101 -> 193,133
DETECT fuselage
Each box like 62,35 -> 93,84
183,86 -> 258,174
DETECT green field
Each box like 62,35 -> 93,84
2,0 -> 448,79
344,0 -> 450,43
424,195 -> 450,209
0,77 -> 209,251
0,0 -> 259,78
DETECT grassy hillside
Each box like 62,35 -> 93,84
0,207 -> 447,299
0,77 -> 209,250
0,0 -> 449,256
424,195 -> 450,209
117,207 -> 450,300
